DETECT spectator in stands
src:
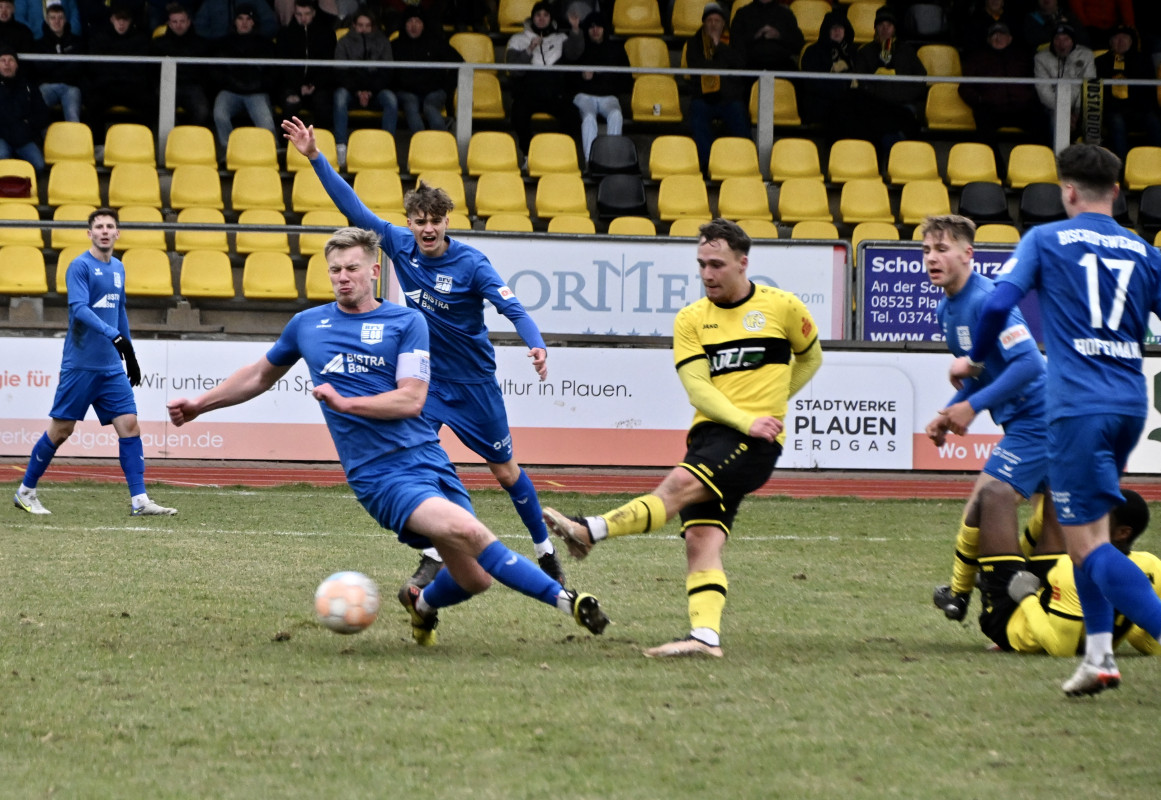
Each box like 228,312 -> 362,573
1023,0 -> 1086,50
87,4 -> 155,138
959,23 -> 1045,147
686,2 -> 749,171
277,0 -> 337,131
150,3 -> 212,128
961,0 -> 1025,53
332,6 -> 395,157
1033,20 -> 1095,140
729,0 -> 803,73
275,0 -> 359,27
36,2 -> 83,123
379,0 -> 447,32
1070,0 -> 1134,50
392,8 -> 462,134
196,0 -> 280,40
16,0 -> 79,40
0,47 -> 48,169
1095,23 -> 1161,161
506,0 -> 582,155
0,0 -> 33,52
566,10 -> 629,165
211,4 -> 277,149
797,7 -> 857,138
851,6 -> 927,156
1131,0 -> 1161,70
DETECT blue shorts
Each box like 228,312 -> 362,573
422,378 -> 513,464
983,415 -> 1049,499
1048,414 -> 1144,525
347,441 -> 475,548
49,368 -> 136,424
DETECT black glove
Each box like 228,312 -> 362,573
112,335 -> 142,387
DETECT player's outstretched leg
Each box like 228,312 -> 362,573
543,508 -> 596,559
502,466 -> 566,585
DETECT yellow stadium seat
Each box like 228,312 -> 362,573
180,250 -> 236,298
1006,144 -> 1057,189
474,172 -> 529,218
48,161 -> 100,207
668,217 -> 711,236
613,0 -> 664,34
534,174 -> 589,219
108,163 -> 162,208
305,252 -> 334,301
415,171 -> 466,210
527,133 -> 581,177
917,43 -> 962,79
0,158 -> 38,204
851,221 -> 899,248
467,131 -> 521,175
121,248 -> 174,296
899,180 -> 950,225
848,1 -> 883,43
103,123 -> 156,167
51,203 -> 95,249
0,245 -> 47,293
791,220 -> 839,239
750,78 -> 803,127
671,0 -> 707,37
828,139 -> 880,183
235,208 -> 289,255
0,203 -> 44,247
460,72 -> 507,120
226,127 -> 279,171
648,135 -> 701,180
117,205 -> 167,250
631,75 -> 683,122
287,127 -> 338,172
777,178 -> 832,223
946,142 -> 1001,186
291,169 -> 337,213
231,166 -> 285,211
299,210 -> 349,256
169,165 -> 224,210
887,141 -> 940,185
353,170 -> 404,214
165,125 -> 218,169
840,179 -> 894,224
447,212 -> 472,230
43,121 -> 94,165
657,174 -> 711,221
449,32 -> 495,68
717,177 -> 773,221
737,218 -> 780,239
174,207 -> 228,252
346,129 -> 399,174
407,130 -> 461,175
770,138 -> 823,183
548,215 -> 596,234
485,213 -> 534,232
925,84 -> 975,131
242,251 -> 298,300
55,245 -> 88,293
607,216 -> 656,236
974,223 -> 1021,244
708,137 -> 760,182
624,36 -> 670,75
498,0 -> 535,33
1125,146 -> 1161,191
791,0 -> 832,44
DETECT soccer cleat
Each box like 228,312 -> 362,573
538,550 -> 566,587
565,589 -> 609,635
131,500 -> 177,516
399,584 -> 438,646
933,584 -> 971,622
1062,655 -> 1121,697
542,508 -> 595,560
643,635 -> 723,659
396,553 -> 443,606
13,488 -> 50,515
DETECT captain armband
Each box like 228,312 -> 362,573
397,349 -> 431,382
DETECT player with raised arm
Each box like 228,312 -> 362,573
280,116 -> 566,601
951,144 -> 1161,695
919,215 -> 1049,623
166,228 -> 609,646
543,219 -> 823,658
13,208 -> 176,517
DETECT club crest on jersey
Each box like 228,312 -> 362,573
434,274 -> 453,293
956,325 -> 972,350
361,323 -> 384,344
743,311 -> 766,332
114,272 -> 122,288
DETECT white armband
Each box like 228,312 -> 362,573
397,349 -> 431,382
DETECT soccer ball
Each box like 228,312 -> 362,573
314,571 -> 380,634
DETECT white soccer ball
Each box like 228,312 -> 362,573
314,571 -> 381,634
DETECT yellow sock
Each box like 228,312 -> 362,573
1020,496 -> 1044,558
950,517 -> 980,595
687,569 -> 728,636
601,493 -> 668,538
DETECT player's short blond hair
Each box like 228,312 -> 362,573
919,214 -> 976,245
324,227 -> 381,260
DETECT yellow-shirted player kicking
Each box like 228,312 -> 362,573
542,218 -> 823,658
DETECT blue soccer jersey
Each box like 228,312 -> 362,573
265,301 -> 439,480
312,156 -> 545,384
938,271 -> 1046,427
996,213 -> 1161,421
61,250 -> 130,373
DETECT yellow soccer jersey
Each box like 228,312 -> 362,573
673,283 -> 819,444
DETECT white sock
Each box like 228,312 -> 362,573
534,539 -> 555,558
556,590 -> 573,613
415,590 -> 432,616
423,547 -> 444,563
131,493 -> 149,508
18,483 -> 32,495
586,516 -> 609,541
1086,633 -> 1114,663
691,627 -> 720,646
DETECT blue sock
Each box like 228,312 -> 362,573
1082,543 -> 1161,640
1073,557 -> 1114,637
421,565 -> 473,610
119,436 -> 147,497
476,540 -> 562,607
504,468 -> 549,545
22,433 -> 59,489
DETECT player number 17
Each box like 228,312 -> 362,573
1079,253 -> 1135,331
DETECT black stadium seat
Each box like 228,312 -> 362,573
596,175 -> 649,221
